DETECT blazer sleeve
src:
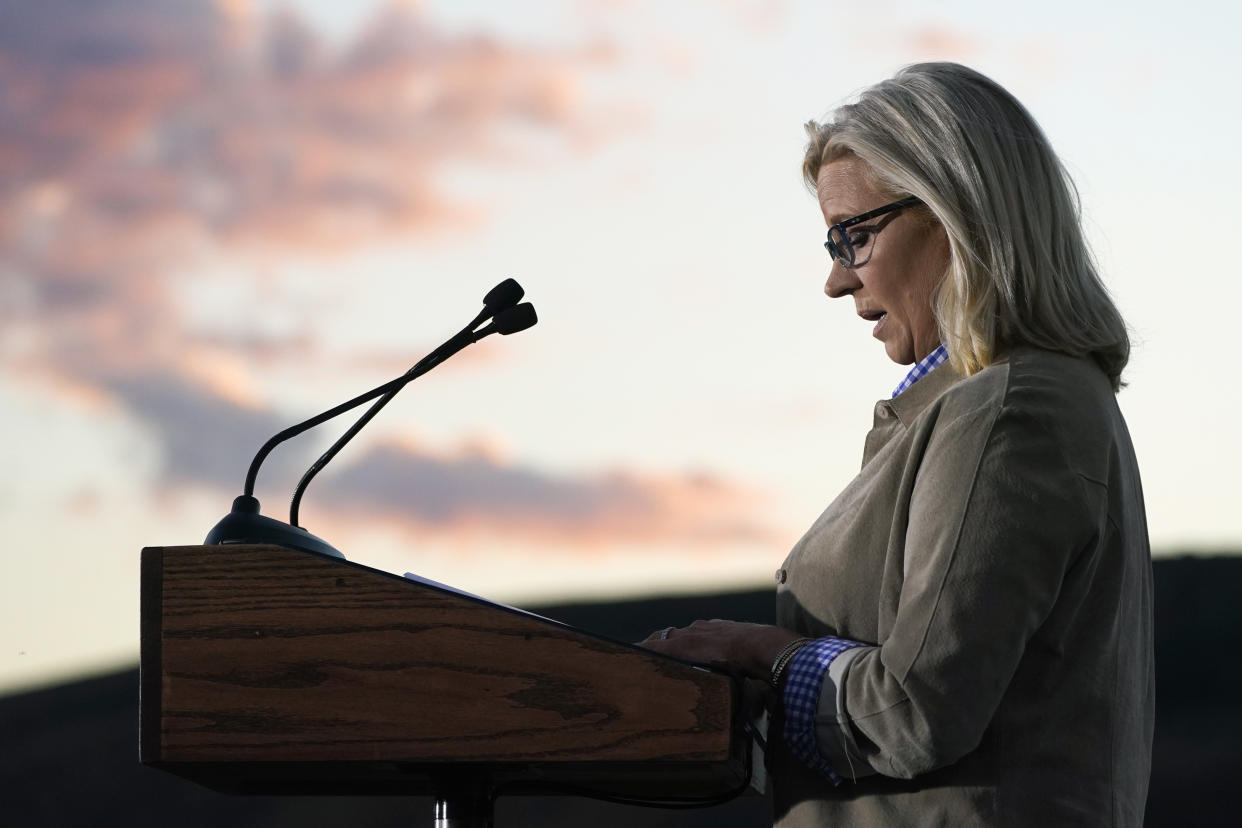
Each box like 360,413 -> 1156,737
812,400 -> 1101,779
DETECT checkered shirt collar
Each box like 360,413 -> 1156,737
892,344 -> 948,398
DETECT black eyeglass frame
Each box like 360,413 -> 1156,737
824,195 -> 923,269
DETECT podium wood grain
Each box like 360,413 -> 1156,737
140,545 -> 744,795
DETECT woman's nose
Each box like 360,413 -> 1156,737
825,262 -> 861,298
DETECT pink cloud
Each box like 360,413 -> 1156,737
0,1 -> 777,550
316,440 -> 777,546
92,366 -> 309,489
903,26 -> 982,62
0,0 -> 613,451
1,1 -> 610,265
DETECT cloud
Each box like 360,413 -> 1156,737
316,440 -> 776,545
0,0 -> 615,489
50,357 -> 775,547
98,366 -> 297,489
903,26 -> 982,62
0,0 -> 778,555
81,363 -> 776,547
0,0 -> 607,253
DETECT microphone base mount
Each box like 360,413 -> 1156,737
205,495 -> 345,559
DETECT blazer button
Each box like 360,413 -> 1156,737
774,568 -> 787,585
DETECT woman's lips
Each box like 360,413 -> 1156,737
859,309 -> 888,338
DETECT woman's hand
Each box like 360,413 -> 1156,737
638,619 -> 805,682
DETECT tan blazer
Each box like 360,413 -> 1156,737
771,346 -> 1154,827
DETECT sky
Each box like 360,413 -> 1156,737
1,0 -> 1240,695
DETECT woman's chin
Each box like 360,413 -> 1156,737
882,339 -> 915,366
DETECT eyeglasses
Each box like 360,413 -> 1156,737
824,196 -> 922,269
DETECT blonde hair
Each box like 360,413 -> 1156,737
803,62 -> 1129,390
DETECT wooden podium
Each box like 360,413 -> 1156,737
140,545 -> 751,825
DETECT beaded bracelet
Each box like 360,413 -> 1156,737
769,637 -> 813,688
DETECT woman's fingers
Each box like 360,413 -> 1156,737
637,620 -> 807,680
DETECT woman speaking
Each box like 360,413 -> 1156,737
642,62 -> 1154,827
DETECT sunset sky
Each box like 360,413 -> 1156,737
2,0 -> 1239,694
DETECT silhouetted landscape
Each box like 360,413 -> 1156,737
2,555 -> 1236,826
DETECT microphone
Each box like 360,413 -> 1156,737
483,278 -> 524,311
477,302 -> 538,337
204,281 -> 536,558
460,277 -> 525,332
286,301 -> 539,527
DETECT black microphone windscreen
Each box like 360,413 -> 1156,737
483,278 -> 524,310
494,302 -> 537,334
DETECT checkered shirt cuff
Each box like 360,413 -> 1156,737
781,636 -> 867,784
892,343 -> 948,398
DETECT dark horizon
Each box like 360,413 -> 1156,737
2,554 -> 1237,826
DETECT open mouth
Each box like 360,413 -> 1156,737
858,309 -> 888,338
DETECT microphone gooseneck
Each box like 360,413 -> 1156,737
205,279 -> 537,558
285,331 -> 469,527
242,372 -> 410,499
288,302 -> 537,527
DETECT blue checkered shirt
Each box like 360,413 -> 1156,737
781,345 -> 948,783
781,637 -> 867,783
892,343 -> 948,398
